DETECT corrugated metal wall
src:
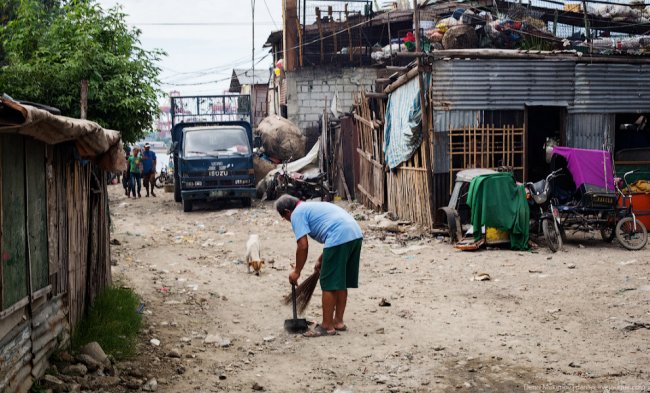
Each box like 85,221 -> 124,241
566,113 -> 615,150
431,59 -> 574,111
574,64 -> 650,113
432,110 -> 482,174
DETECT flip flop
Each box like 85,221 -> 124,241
335,325 -> 347,332
303,324 -> 337,338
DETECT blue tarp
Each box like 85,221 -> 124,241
383,75 -> 429,169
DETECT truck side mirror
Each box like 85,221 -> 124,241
169,141 -> 178,154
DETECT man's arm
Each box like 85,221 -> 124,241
289,235 -> 309,284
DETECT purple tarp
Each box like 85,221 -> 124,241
552,146 -> 615,190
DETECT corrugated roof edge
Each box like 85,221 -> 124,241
0,97 -> 126,172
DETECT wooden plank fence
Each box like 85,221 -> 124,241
354,92 -> 386,211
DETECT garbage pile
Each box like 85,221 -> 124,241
256,116 -> 305,163
369,3 -> 650,62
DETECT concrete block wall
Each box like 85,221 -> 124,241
285,67 -> 379,131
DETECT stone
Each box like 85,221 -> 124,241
568,264 -> 576,269
89,376 -> 120,389
204,335 -> 220,344
57,351 -> 74,363
62,364 -> 88,377
41,375 -> 65,389
143,378 -> 158,392
252,382 -> 265,391
167,349 -> 182,358
125,378 -> 142,390
263,336 -> 275,343
373,374 -> 389,384
150,338 -> 161,346
176,366 -> 187,375
80,342 -> 108,364
76,354 -> 101,372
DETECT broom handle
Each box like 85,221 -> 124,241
291,283 -> 298,320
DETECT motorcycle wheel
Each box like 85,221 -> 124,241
154,175 -> 164,189
615,217 -> 648,251
265,178 -> 277,201
542,218 -> 563,253
174,176 -> 181,203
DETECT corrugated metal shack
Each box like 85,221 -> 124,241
355,50 -> 650,227
0,97 -> 125,393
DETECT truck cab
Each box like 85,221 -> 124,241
170,95 -> 256,212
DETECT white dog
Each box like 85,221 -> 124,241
245,234 -> 265,276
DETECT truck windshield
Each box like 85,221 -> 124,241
184,128 -> 250,157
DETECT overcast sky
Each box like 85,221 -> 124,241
97,0 -> 282,96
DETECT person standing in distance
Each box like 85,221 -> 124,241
141,143 -> 157,197
128,146 -> 143,198
275,195 -> 363,337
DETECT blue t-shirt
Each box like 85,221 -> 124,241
291,202 -> 363,248
142,150 -> 157,173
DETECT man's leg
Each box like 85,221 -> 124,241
128,173 -> 135,197
150,173 -> 157,197
143,173 -> 150,196
136,173 -> 142,197
321,290 -> 337,332
333,290 -> 348,330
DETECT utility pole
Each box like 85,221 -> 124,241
252,0 -> 256,123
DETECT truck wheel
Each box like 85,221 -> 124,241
242,197 -> 252,208
174,176 -> 181,202
182,199 -> 193,212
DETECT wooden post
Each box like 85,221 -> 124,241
80,80 -> 88,120
329,6 -> 338,56
295,19 -> 303,67
388,11 -> 393,65
345,4 -> 353,62
283,0 -> 298,71
316,8 -> 324,63
413,0 -> 434,225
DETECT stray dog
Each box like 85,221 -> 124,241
245,234 -> 265,276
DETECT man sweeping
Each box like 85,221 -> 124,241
275,195 -> 363,337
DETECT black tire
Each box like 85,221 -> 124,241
542,218 -> 563,252
182,199 -> 193,212
615,217 -> 648,250
265,178 -> 277,201
242,197 -> 252,208
154,175 -> 164,189
600,225 -> 615,243
174,174 -> 181,202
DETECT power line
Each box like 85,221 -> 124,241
262,0 -> 279,30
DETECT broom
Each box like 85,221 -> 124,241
283,270 -> 320,315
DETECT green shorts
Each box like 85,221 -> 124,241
320,238 -> 362,291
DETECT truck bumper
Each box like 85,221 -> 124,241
181,187 -> 256,201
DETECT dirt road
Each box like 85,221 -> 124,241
108,185 -> 650,393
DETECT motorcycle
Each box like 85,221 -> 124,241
154,167 -> 172,189
266,159 -> 331,201
525,169 -> 563,252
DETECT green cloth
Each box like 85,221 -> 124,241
466,172 -> 530,250
128,155 -> 142,174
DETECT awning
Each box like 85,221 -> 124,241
0,97 -> 126,171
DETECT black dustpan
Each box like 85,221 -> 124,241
284,284 -> 308,333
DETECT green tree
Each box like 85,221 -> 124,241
0,0 -> 165,143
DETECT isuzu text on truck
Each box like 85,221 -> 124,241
170,95 -> 256,212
